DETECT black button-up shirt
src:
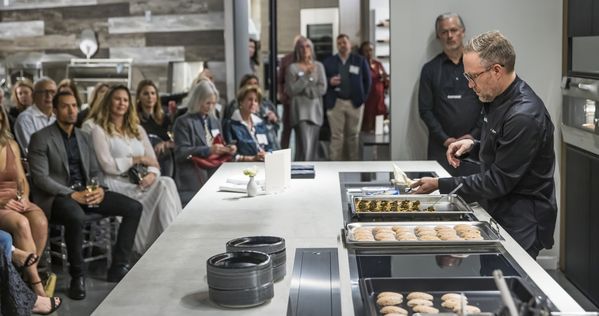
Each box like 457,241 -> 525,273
418,53 -> 482,150
58,124 -> 85,188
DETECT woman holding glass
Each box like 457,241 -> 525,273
286,37 -> 327,161
90,85 -> 181,254
0,108 -> 47,297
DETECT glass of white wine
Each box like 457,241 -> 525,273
16,179 -> 24,202
87,177 -> 99,208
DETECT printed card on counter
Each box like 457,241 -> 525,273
265,149 -> 291,193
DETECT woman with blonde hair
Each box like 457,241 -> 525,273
0,107 -> 48,297
8,79 -> 34,132
77,82 -> 109,129
286,37 -> 327,161
90,85 -> 181,254
135,80 -> 175,177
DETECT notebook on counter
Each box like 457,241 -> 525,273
291,164 -> 315,179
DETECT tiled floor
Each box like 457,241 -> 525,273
49,261 -> 116,315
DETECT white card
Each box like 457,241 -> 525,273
265,149 -> 291,194
256,134 -> 268,145
349,65 -> 360,74
210,129 -> 220,137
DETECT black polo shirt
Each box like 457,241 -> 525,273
58,124 -> 85,188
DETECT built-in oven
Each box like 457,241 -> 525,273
561,76 -> 599,155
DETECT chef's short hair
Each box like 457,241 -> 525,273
464,31 -> 516,73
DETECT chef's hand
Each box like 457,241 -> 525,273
446,139 -> 475,168
409,177 -> 439,194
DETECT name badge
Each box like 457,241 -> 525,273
256,134 -> 269,145
349,65 -> 360,74
447,95 -> 462,99
210,129 -> 220,137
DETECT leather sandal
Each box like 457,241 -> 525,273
34,296 -> 62,315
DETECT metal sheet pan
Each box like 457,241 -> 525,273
350,194 -> 474,217
360,276 -> 552,316
344,221 -> 502,248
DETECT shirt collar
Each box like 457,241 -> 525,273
31,104 -> 55,119
231,109 -> 262,125
56,122 -> 76,140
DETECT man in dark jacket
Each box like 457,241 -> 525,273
323,34 -> 371,161
418,13 -> 482,176
411,31 -> 557,259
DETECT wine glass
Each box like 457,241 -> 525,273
86,177 -> 99,208
16,179 -> 24,202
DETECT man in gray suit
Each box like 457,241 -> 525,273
28,91 -> 142,300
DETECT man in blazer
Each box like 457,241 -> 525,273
28,91 -> 142,300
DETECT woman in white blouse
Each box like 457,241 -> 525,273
90,85 -> 182,254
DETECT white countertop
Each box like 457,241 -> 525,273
93,161 -> 584,315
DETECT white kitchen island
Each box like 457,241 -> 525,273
92,161 -> 584,315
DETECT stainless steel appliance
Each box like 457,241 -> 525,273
561,76 -> 599,155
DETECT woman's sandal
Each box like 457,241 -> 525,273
13,249 -> 39,268
34,296 -> 62,315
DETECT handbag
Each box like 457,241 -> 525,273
191,134 -> 233,169
127,163 -> 149,184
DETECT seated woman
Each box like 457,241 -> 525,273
173,80 -> 237,206
135,80 -> 175,178
0,108 -> 48,297
90,85 -> 182,254
0,233 -> 61,315
224,85 -> 272,162
8,79 -> 34,133
78,82 -> 109,129
222,74 -> 280,151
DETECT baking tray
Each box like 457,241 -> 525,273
360,276 -> 546,316
344,221 -> 502,248
350,194 -> 474,217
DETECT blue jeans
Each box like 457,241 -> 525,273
0,230 -> 12,260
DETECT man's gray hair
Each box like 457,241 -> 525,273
33,77 -> 56,91
435,12 -> 465,35
186,79 -> 219,114
464,31 -> 516,73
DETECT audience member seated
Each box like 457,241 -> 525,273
28,91 -> 143,300
0,109 -> 48,297
173,80 -> 236,206
222,74 -> 280,151
135,80 -> 175,178
8,79 -> 34,133
89,85 -> 182,254
57,79 -> 82,109
0,232 -> 62,315
78,82 -> 109,129
14,78 -> 57,154
224,85 -> 272,162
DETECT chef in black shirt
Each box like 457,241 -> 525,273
411,31 -> 557,259
419,13 -> 482,176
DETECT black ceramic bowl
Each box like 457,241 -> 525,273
209,281 -> 274,308
226,236 -> 286,254
207,251 -> 273,290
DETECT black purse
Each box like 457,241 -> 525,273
127,163 -> 148,185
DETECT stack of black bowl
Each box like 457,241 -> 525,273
207,251 -> 274,307
226,236 -> 286,281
